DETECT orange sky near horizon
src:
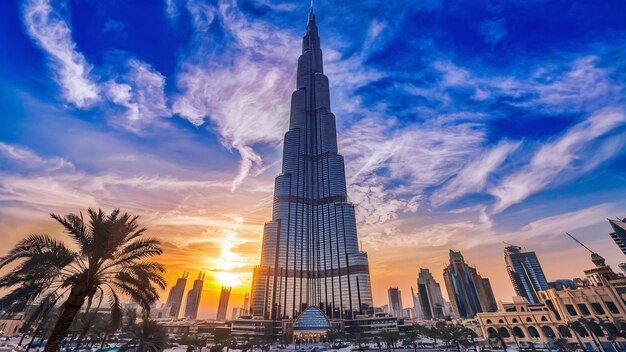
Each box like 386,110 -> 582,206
2,201 -> 623,320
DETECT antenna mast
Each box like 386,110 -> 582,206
566,232 -> 594,254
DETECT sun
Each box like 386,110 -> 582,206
214,271 -> 241,288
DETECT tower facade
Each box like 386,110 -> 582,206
217,286 -> 232,321
184,273 -> 204,320
504,245 -> 549,304
249,10 -> 373,321
165,272 -> 188,319
443,250 -> 497,319
417,268 -> 446,320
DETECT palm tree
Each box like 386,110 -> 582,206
0,208 -> 166,352
122,319 -> 168,352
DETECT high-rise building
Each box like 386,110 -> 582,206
184,273 -> 205,320
443,250 -> 497,319
504,245 -> 549,304
387,287 -> 403,318
165,272 -> 188,319
410,287 -> 424,320
416,268 -> 447,320
249,9 -> 373,321
609,218 -> 626,255
217,286 -> 231,321
242,292 -> 250,315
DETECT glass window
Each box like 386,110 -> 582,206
565,304 -> 578,316
590,303 -> 605,315
577,304 -> 591,316
605,301 -> 620,314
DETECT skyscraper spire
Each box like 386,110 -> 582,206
249,9 -> 373,321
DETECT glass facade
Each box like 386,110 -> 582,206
504,245 -> 549,304
417,268 -> 446,320
249,11 -> 373,321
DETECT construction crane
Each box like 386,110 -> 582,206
565,232 -> 594,253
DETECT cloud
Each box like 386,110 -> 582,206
105,59 -> 170,131
22,0 -> 99,107
430,140 -> 520,207
340,114 -> 485,224
173,0 -> 299,190
0,142 -> 74,173
490,108 -> 626,212
480,19 -> 507,45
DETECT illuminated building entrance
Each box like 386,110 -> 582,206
293,307 -> 331,343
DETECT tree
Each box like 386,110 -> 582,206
402,326 -> 421,352
0,208 -> 166,352
380,331 -> 400,351
553,338 -> 569,352
122,319 -> 168,352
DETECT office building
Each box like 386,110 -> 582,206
387,287 -> 403,318
443,250 -> 497,319
504,245 -> 549,304
184,272 -> 204,320
416,268 -> 447,320
165,272 -> 188,318
217,286 -> 231,321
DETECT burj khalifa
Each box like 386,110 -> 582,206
249,9 -> 373,321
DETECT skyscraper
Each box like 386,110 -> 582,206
184,272 -> 205,320
411,287 -> 424,320
165,272 -> 188,319
387,287 -> 403,318
249,9 -> 373,321
242,292 -> 250,315
609,218 -> 626,255
417,268 -> 446,320
504,245 -> 549,304
443,250 -> 497,319
217,286 -> 231,321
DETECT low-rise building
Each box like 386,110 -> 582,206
478,253 -> 626,351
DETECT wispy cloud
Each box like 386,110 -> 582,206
22,0 -> 99,107
431,141 -> 521,207
0,142 -> 74,173
490,108 -> 626,213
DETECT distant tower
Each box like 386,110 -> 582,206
608,218 -> 626,255
443,250 -> 497,319
165,272 -> 188,318
216,286 -> 232,321
411,287 -> 424,320
504,245 -> 549,304
387,287 -> 403,318
242,292 -> 250,315
417,268 -> 447,320
184,273 -> 205,320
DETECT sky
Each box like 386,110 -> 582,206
1,0 -> 626,319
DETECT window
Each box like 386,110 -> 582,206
526,317 -> 533,323
577,304 -> 591,316
499,319 -> 505,324
512,318 -> 519,323
565,304 -> 578,316
512,327 -> 525,338
541,316 -> 548,322
486,319 -> 493,324
605,301 -> 620,314
528,326 -> 540,338
590,303 -> 605,315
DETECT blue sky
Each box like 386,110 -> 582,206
1,0 -> 626,316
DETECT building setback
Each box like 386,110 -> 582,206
217,286 -> 231,321
165,272 -> 188,319
184,273 -> 204,320
417,268 -> 447,320
443,250 -> 497,319
249,8 -> 373,321
504,245 -> 549,305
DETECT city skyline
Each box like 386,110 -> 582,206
1,0 -> 626,320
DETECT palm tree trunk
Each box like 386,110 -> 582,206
43,292 -> 86,352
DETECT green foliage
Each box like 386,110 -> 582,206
0,208 -> 166,352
